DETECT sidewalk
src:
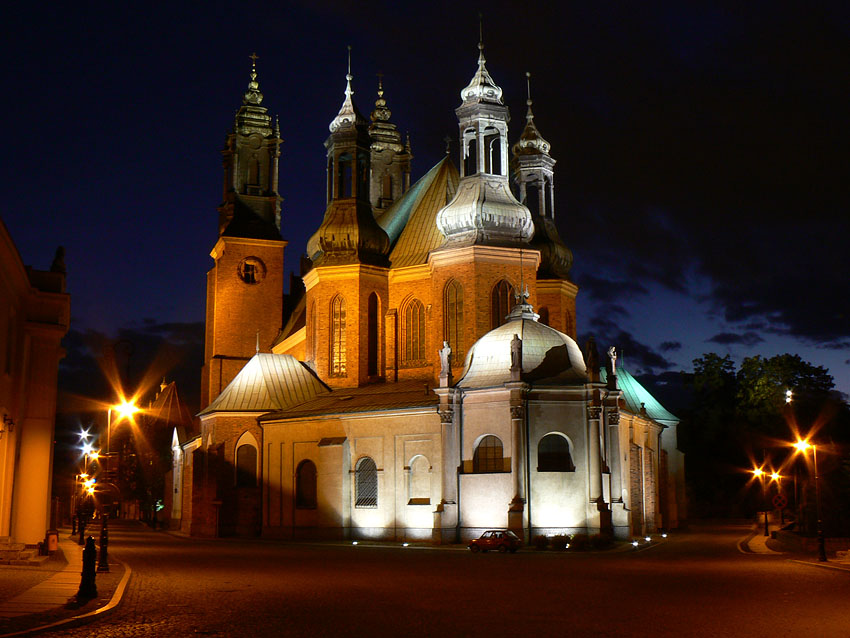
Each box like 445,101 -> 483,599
0,527 -> 130,637
741,523 -> 850,572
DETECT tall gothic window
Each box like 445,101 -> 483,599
443,280 -> 464,360
331,295 -> 346,375
235,444 -> 257,487
538,434 -> 575,472
491,279 -> 514,329
463,128 -> 477,176
367,292 -> 379,376
473,435 -> 504,473
403,298 -> 425,364
355,457 -> 378,508
296,460 -> 318,508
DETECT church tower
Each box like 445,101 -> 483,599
305,50 -> 391,388
201,56 -> 287,409
368,77 -> 412,214
511,72 -> 577,337
430,37 -> 539,373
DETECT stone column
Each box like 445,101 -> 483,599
508,403 -> 526,539
433,388 -> 458,543
587,406 -> 603,503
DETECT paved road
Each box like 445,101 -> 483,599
43,521 -> 850,637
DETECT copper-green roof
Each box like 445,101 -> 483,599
199,353 -> 329,416
377,156 -> 459,268
601,367 -> 678,426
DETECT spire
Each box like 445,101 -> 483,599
513,72 -> 551,156
369,73 -> 403,153
243,52 -> 263,106
459,35 -> 503,105
510,71 -> 572,278
330,46 -> 367,132
436,28 -> 533,248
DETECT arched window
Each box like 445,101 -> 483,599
463,129 -> 477,176
403,298 -> 425,363
337,152 -> 353,198
483,127 -> 501,175
545,177 -> 555,219
382,173 -> 393,201
367,292 -> 379,376
538,434 -> 575,472
331,295 -> 346,375
538,306 -> 549,326
443,280 -> 463,360
526,178 -> 541,216
473,435 -> 504,473
408,455 -> 430,505
491,279 -> 514,329
355,457 -> 378,508
296,460 -> 317,509
235,444 -> 257,487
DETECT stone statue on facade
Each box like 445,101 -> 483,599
607,346 -> 617,377
439,341 -> 452,387
510,334 -> 522,381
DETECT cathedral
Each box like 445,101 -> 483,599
169,41 -> 685,543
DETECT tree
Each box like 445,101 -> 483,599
736,354 -> 835,438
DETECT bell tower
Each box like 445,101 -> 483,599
511,72 -> 577,337
201,55 -> 287,409
304,48 -> 390,388
368,76 -> 412,214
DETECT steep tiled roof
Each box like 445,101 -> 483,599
199,353 -> 329,416
601,367 -> 678,426
378,156 -> 459,267
259,380 -> 438,421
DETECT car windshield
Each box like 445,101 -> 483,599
505,531 -> 519,539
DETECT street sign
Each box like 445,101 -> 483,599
772,493 -> 788,509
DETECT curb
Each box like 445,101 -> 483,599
0,558 -> 132,638
789,559 -> 850,573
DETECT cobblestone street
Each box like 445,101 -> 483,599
36,520 -> 850,637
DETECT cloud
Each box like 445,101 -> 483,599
706,332 -> 764,347
659,341 -> 682,352
575,274 -> 649,303
581,316 -> 673,374
59,321 -> 204,415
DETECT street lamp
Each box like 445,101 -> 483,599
792,439 -> 827,562
752,468 -> 769,537
106,399 -> 140,476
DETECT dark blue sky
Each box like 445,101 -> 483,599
3,1 -> 849,404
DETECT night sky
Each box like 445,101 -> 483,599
3,1 -> 849,410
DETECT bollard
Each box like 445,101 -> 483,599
97,513 -> 109,572
76,536 -> 98,600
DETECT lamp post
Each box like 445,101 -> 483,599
106,400 -> 139,477
752,468 -> 769,536
793,439 -> 827,562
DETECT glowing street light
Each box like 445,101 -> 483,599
106,399 -> 140,462
752,467 -> 770,536
792,438 -> 827,562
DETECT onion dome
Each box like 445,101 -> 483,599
436,41 -> 534,248
512,74 -> 550,156
307,200 -> 390,267
329,48 -> 368,133
460,42 -> 504,105
243,53 -> 263,106
456,299 -> 587,388
369,76 -> 404,154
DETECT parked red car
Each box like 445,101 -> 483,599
468,530 -> 521,553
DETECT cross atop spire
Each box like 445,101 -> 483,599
243,51 -> 263,106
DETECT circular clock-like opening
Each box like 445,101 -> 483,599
238,257 -> 266,284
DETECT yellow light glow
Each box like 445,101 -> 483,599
793,440 -> 811,453
89,451 -> 99,460
79,472 -> 88,480
752,468 -> 764,478
114,400 -> 140,420
770,472 -> 781,481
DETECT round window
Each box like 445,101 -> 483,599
238,257 -> 266,284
